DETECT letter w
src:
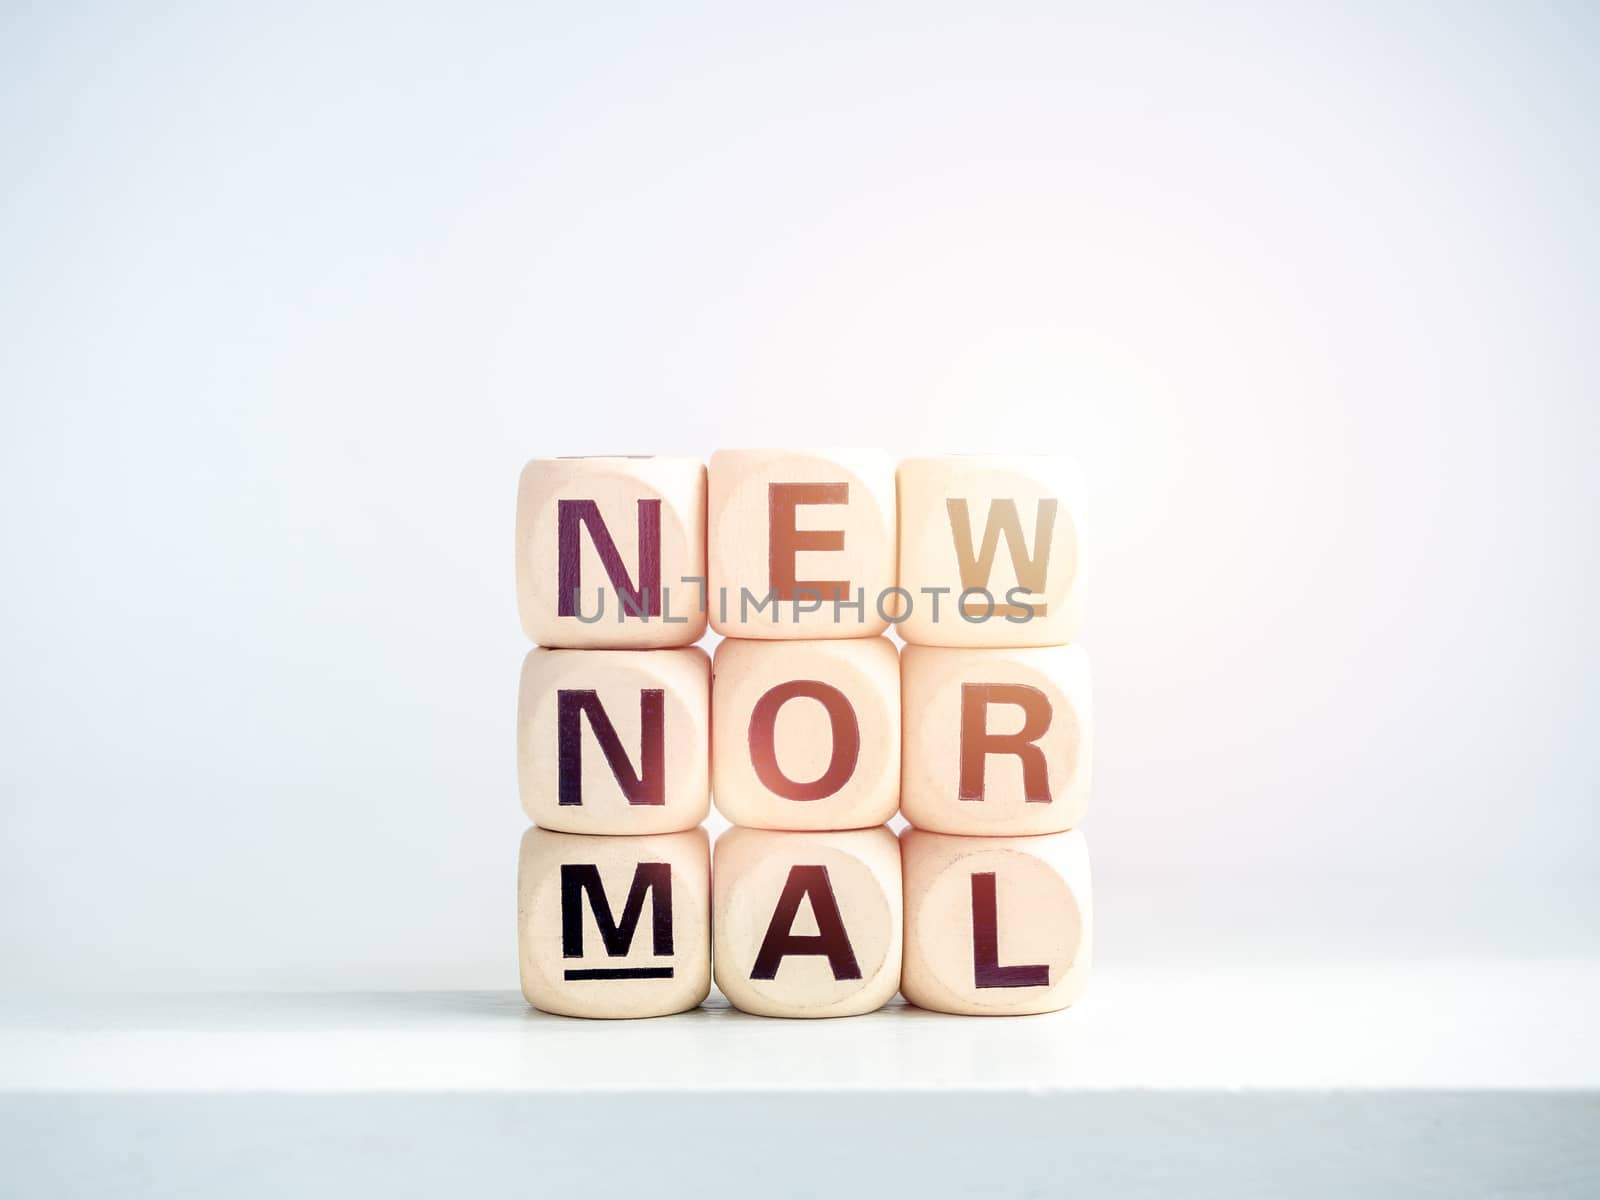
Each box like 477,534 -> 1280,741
946,498 -> 1057,618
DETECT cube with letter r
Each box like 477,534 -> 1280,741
900,644 -> 1092,836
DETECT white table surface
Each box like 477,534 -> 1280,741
3,962 -> 1598,1092
4,964 -> 1596,1198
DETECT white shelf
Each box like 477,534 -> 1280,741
4,962 -> 1597,1092
3,964 -> 1596,1196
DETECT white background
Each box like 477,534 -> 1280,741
3,1 -> 1595,989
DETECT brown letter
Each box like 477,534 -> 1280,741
748,680 -> 860,801
958,683 -> 1052,804
750,865 -> 862,980
769,482 -> 848,602
946,498 -> 1056,618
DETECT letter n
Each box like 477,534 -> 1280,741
558,689 -> 666,806
558,499 -> 662,617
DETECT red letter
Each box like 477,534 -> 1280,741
747,680 -> 860,801
768,482 -> 848,602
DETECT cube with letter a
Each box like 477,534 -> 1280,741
900,828 -> 1091,1016
713,826 -> 901,1018
897,455 -> 1085,647
516,456 -> 707,648
518,827 -> 711,1019
707,448 -> 896,639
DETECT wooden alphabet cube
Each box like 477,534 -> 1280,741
516,456 -> 707,648
713,826 -> 901,1018
707,448 -> 896,639
711,636 -> 899,831
900,828 -> 1091,1016
517,647 -> 711,835
897,455 -> 1085,647
518,827 -> 711,1019
900,644 -> 1091,835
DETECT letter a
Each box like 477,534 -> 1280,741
750,865 -> 862,980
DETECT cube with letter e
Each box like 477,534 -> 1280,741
707,448 -> 896,639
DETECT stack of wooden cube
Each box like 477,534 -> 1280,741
515,450 -> 1090,1019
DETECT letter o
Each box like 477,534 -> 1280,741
747,681 -> 861,801
958,587 -> 996,623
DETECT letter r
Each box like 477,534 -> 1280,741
958,683 -> 1053,804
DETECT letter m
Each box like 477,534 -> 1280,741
561,863 -> 674,959
558,499 -> 662,617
